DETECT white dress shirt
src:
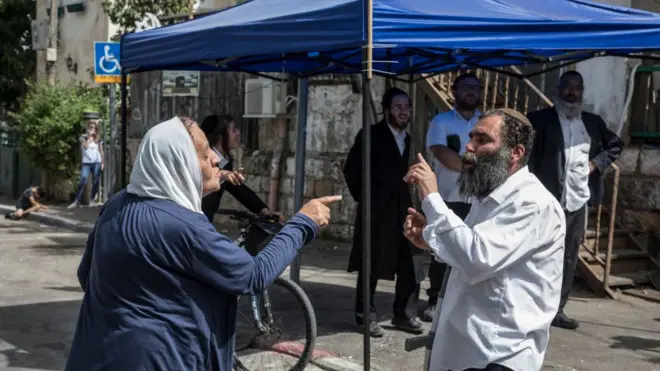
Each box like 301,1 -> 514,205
389,124 -> 407,156
421,166 -> 566,371
426,109 -> 480,203
558,115 -> 591,212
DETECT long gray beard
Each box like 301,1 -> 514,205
554,98 -> 583,120
458,147 -> 510,200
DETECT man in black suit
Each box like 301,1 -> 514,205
527,71 -> 623,330
344,87 -> 422,337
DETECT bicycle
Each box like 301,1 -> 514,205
217,209 -> 317,371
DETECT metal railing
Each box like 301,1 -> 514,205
580,163 -> 620,295
423,65 -> 555,114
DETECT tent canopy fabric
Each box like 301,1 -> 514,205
120,0 -> 660,75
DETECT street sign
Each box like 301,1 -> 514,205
94,42 -> 123,84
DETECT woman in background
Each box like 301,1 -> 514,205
200,114 -> 276,223
68,120 -> 104,209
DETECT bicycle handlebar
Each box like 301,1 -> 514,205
217,208 -> 282,226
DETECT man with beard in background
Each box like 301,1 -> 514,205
423,73 -> 482,322
344,87 -> 423,337
403,108 -> 565,371
527,71 -> 623,330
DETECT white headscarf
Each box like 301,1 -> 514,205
127,116 -> 203,213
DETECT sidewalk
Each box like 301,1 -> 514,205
0,196 -> 97,233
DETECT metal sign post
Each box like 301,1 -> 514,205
93,42 -> 124,201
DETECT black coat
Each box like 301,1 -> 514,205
343,120 -> 413,280
527,108 -> 623,206
201,160 -> 268,223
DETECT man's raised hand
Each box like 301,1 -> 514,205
299,195 -> 343,227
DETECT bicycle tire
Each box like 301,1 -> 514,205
233,277 -> 317,371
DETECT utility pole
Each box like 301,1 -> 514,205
43,0 -> 60,195
188,0 -> 195,19
46,0 -> 59,85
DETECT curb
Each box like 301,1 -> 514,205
0,204 -> 95,234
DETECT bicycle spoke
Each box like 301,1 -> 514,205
233,278 -> 316,371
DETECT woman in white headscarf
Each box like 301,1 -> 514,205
64,116 -> 342,371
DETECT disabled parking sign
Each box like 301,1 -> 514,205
94,42 -> 123,84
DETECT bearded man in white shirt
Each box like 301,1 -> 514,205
403,108 -> 566,371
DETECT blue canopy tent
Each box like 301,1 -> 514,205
120,0 -> 660,368
121,0 -> 660,77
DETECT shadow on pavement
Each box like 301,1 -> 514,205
610,335 -> 660,364
22,245 -> 85,257
45,286 -> 84,293
580,320 -> 660,335
0,282 -> 394,370
0,299 -> 81,371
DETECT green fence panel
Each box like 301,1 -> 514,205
0,147 -> 18,198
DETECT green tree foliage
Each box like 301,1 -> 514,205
103,0 -> 189,34
9,81 -> 108,180
0,0 -> 36,118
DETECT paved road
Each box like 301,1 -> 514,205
0,218 -> 84,371
1,217 -> 660,370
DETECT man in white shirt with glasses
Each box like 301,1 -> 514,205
422,73 -> 482,321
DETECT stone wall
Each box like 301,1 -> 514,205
609,145 -> 660,235
216,79 -> 386,241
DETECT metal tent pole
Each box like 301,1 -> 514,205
290,77 -> 309,284
107,83 -> 117,199
120,72 -> 128,187
361,78 -> 372,371
362,0 -> 373,367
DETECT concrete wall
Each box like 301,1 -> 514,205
610,146 -> 660,235
219,80 -> 386,241
35,0 -> 116,85
576,0 -> 660,237
575,0 -> 632,134
576,57 -> 633,134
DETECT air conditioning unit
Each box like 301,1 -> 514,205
243,78 -> 286,118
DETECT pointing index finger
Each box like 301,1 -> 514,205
316,195 -> 343,205
416,153 -> 431,169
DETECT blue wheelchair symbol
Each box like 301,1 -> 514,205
94,42 -> 122,77
99,44 -> 120,74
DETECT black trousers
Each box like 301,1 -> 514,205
559,205 -> 587,312
427,201 -> 472,306
355,237 -> 419,319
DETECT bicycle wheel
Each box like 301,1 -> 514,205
233,277 -> 317,371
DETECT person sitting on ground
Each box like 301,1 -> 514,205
5,186 -> 47,220
64,116 -> 342,371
